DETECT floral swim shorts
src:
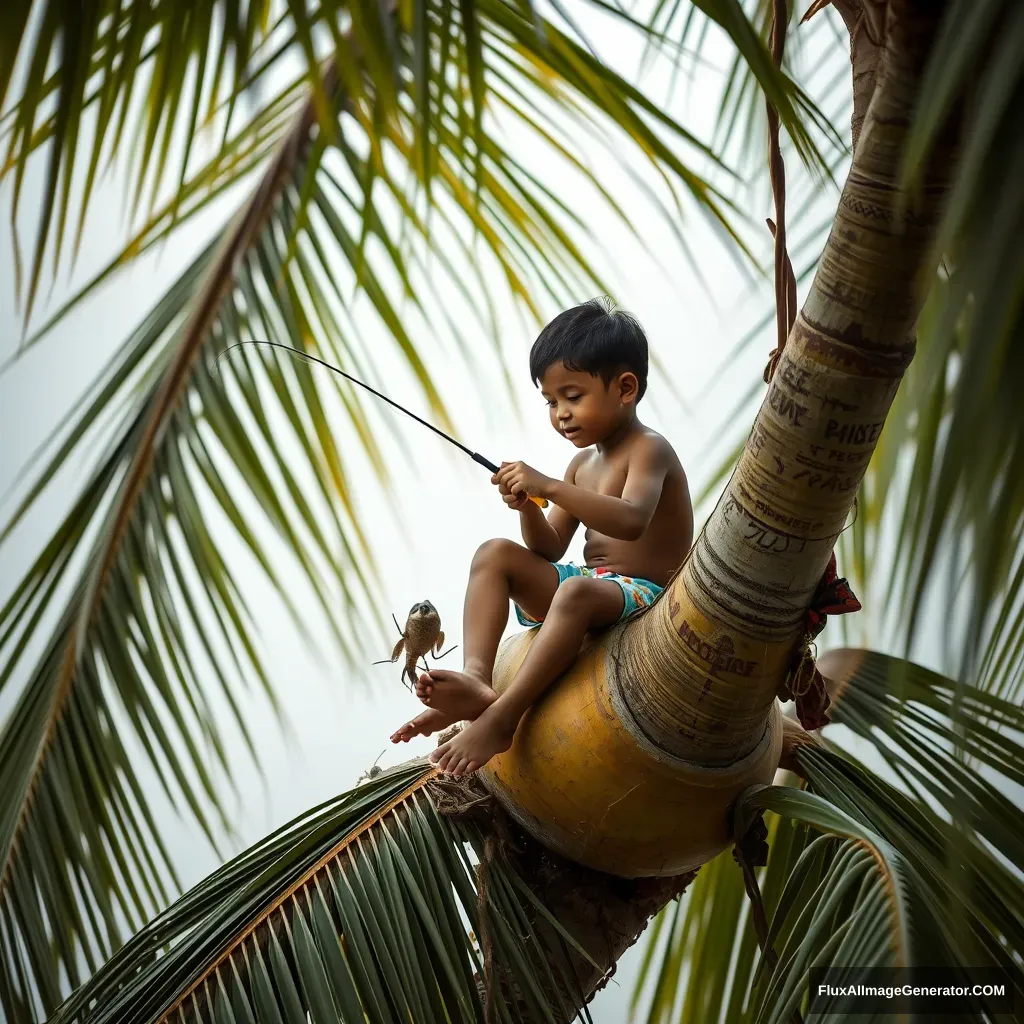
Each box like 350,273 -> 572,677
515,562 -> 664,627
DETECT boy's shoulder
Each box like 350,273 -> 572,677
627,426 -> 682,466
568,427 -> 681,473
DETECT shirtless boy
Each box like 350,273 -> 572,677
391,297 -> 694,775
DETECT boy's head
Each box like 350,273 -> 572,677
529,297 -> 648,447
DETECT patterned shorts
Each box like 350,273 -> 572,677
515,562 -> 663,627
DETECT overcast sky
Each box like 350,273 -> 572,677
0,6 -> 866,1019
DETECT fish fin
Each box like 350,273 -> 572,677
434,632 -> 445,655
391,636 -> 405,662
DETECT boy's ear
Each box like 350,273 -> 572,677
616,371 -> 639,404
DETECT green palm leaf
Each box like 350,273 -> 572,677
0,0 -> 824,324
48,761 -> 597,1024
630,650 -> 1024,1022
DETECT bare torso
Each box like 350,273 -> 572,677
572,426 -> 692,586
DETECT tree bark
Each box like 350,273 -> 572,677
830,0 -> 886,150
615,0 -> 954,766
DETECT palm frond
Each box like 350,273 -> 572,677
1,0 -> 833,326
647,0 -> 848,182
630,812 -> 814,1024
48,761 -> 597,1024
820,648 -> 1024,882
738,783 -> 916,1024
630,650 -> 1024,1022
0,80 -> 388,1021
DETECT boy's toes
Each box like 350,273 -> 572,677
428,742 -> 448,766
391,720 -> 416,743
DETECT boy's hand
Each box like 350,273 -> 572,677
492,469 -> 533,511
493,461 -> 554,504
492,470 -> 530,510
502,490 -> 532,511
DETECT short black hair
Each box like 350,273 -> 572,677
529,297 -> 649,400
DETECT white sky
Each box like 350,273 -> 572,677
0,6 -> 870,1020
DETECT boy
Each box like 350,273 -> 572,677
391,297 -> 693,775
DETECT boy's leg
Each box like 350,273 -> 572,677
430,577 -> 624,774
390,539 -> 559,743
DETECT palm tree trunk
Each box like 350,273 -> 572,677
480,0 -> 956,881
621,0 -> 953,760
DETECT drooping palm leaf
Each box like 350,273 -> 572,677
0,0 -> 826,325
653,0 -> 847,180
47,761 -> 598,1024
820,647 -> 1024,868
630,650 -> 1024,1022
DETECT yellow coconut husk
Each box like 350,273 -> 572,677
479,595 -> 783,879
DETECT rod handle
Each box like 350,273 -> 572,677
471,452 -> 549,509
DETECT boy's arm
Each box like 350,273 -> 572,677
503,457 -> 581,560
545,437 -> 671,541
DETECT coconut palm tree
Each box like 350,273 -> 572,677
1,1 -> 1022,1023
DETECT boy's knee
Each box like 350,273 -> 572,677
472,538 -> 522,571
549,575 -> 594,611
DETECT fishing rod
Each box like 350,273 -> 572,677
215,340 -> 548,507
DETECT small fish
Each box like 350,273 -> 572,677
384,600 -> 447,688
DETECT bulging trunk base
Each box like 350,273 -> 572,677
479,625 -> 782,878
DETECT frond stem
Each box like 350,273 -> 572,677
0,51 -> 342,898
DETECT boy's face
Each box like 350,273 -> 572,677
538,362 -> 637,447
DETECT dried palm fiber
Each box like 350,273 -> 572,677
430,773 -> 697,1015
480,1 -> 955,879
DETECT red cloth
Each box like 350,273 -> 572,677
806,552 -> 862,636
783,553 -> 861,731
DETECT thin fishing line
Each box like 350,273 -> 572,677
214,342 -> 550,507
214,339 -> 478,458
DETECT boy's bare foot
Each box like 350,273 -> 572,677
428,703 -> 518,776
415,669 -> 496,720
390,707 -> 455,744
